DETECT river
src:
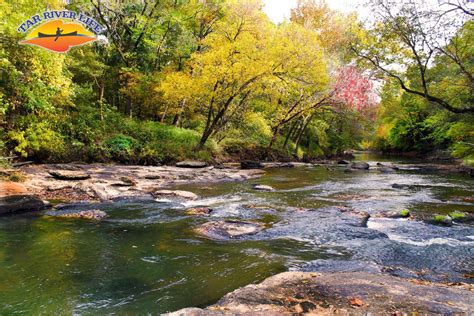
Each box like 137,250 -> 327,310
0,154 -> 473,314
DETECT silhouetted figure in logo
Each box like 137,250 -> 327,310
54,27 -> 63,41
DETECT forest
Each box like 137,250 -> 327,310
1,0 -> 473,165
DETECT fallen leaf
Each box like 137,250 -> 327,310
349,298 -> 364,307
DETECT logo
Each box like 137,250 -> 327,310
18,11 -> 104,53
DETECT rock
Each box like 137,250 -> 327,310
427,215 -> 453,226
144,174 -> 165,180
112,177 -> 137,187
241,161 -> 264,170
449,211 -> 473,224
264,162 -> 295,168
49,170 -> 91,180
185,207 -> 213,216
153,190 -> 198,201
376,209 -> 411,219
170,272 -> 474,315
335,207 -> 370,226
392,183 -> 409,189
45,209 -> 107,221
350,162 -> 370,170
337,160 -> 350,165
0,195 -> 45,215
176,161 -> 208,168
379,167 -> 396,174
253,184 -> 275,192
195,220 -> 263,240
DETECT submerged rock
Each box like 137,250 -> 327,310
241,161 -> 264,170
379,167 -> 396,174
49,170 -> 91,180
170,272 -> 474,315
45,209 -> 107,221
195,220 -> 263,240
252,184 -> 275,192
153,190 -> 198,201
176,161 -> 208,168
0,195 -> 46,215
185,207 -> 213,216
350,162 -> 370,170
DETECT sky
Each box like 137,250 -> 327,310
262,0 -> 367,23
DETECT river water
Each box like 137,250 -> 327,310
1,154 -> 473,314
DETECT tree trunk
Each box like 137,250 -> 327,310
99,83 -> 105,121
294,115 -> 314,156
283,120 -> 300,149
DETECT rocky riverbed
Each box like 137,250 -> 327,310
14,163 -> 265,203
0,157 -> 473,314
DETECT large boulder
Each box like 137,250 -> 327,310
350,162 -> 370,170
176,161 -> 208,168
0,195 -> 45,215
195,220 -> 263,240
169,272 -> 474,315
49,170 -> 91,180
241,161 -> 264,170
153,189 -> 198,201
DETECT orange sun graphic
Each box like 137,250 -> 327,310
20,20 -> 97,53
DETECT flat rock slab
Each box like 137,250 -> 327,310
176,161 -> 208,168
49,171 -> 91,180
45,209 -> 107,221
0,194 -> 45,214
153,190 -> 199,201
170,272 -> 474,315
195,220 -> 264,240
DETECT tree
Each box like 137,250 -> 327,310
351,0 -> 473,114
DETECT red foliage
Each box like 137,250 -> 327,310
332,66 -> 378,110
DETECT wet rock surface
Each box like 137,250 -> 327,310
0,194 -> 46,215
185,207 -> 213,216
195,220 -> 264,240
175,161 -> 208,168
170,272 -> 474,315
153,190 -> 199,201
350,162 -> 370,170
45,209 -> 108,221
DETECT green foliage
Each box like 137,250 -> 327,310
399,209 -> 410,217
449,211 -> 466,220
